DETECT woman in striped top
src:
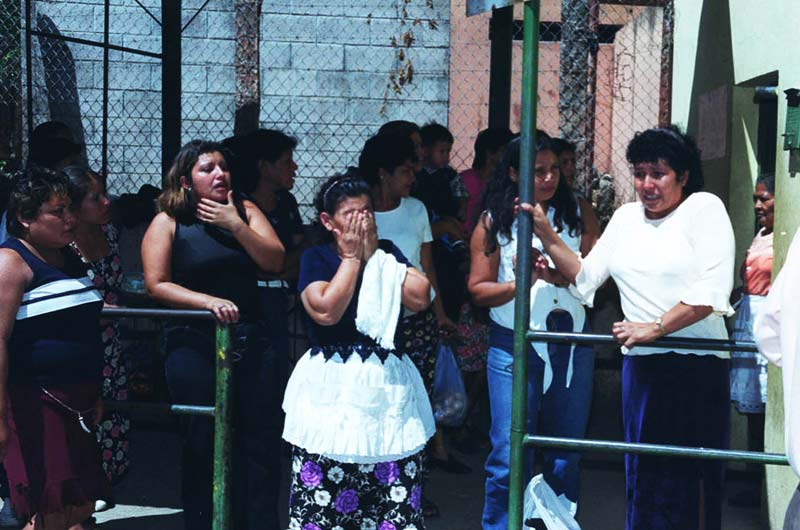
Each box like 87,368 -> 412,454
0,166 -> 109,529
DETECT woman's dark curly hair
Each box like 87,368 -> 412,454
626,126 -> 704,195
310,174 -> 372,244
482,132 -> 583,254
6,166 -> 70,238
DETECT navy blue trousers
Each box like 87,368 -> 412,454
623,353 -> 730,530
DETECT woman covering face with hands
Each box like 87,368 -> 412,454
283,175 -> 434,530
525,126 -> 735,530
141,140 -> 284,530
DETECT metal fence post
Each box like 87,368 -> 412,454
212,323 -> 232,530
508,2 -> 541,529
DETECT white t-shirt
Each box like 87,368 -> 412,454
571,191 -> 735,357
374,197 -> 432,271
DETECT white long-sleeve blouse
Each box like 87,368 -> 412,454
570,191 -> 736,357
754,227 -> 800,477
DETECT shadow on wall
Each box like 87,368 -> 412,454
684,0 -> 733,201
35,13 -> 87,165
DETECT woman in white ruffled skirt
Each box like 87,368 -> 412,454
283,175 -> 435,530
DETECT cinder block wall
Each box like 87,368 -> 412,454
26,0 -> 451,209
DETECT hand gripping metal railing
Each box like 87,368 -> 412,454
507,3 -> 787,527
525,332 -> 789,464
100,307 -> 232,530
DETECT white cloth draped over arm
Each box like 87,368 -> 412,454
355,249 -> 408,350
754,228 -> 800,477
678,197 -> 736,316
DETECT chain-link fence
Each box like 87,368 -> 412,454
4,0 -> 673,218
0,0 -> 22,169
449,0 -> 674,217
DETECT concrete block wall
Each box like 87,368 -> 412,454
260,0 -> 451,215
26,0 -> 451,205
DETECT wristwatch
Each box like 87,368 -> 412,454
654,317 -> 667,335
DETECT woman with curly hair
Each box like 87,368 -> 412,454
529,126 -> 735,530
0,166 -> 110,529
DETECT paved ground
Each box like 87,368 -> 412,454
93,419 -> 764,530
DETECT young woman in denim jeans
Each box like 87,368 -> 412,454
468,133 -> 600,530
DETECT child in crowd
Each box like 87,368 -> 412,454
415,122 -> 468,231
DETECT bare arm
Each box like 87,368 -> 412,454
578,196 -> 601,257
402,266 -> 431,312
612,302 -> 713,348
0,250 -> 30,458
196,193 -> 285,274
525,203 -> 583,283
300,257 -> 362,326
142,212 -> 240,323
468,215 -> 516,308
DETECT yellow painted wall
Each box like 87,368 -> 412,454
672,0 -> 800,527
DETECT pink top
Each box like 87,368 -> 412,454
742,228 -> 774,296
460,168 -> 488,235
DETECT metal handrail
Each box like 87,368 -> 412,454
527,330 -> 759,353
100,307 -> 232,530
524,435 -> 789,466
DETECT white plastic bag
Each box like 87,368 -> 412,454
522,474 -> 581,530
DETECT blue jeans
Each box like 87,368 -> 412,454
482,313 -> 595,530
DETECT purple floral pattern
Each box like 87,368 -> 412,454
301,461 -> 323,488
335,489 -> 359,514
72,223 -> 130,482
374,462 -> 400,485
289,446 -> 425,530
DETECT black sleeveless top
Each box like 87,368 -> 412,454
2,238 -> 104,384
171,222 -> 261,321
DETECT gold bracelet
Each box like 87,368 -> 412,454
654,317 -> 667,335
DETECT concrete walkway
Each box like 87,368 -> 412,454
94,422 -> 764,530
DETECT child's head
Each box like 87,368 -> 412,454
420,122 -> 454,169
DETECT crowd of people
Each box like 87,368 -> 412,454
0,115 -> 794,530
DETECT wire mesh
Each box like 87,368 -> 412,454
0,0 -> 22,168
10,0 -> 673,218
450,0 -> 673,220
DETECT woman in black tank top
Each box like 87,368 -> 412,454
142,140 -> 284,530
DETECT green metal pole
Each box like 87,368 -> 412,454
508,2 -> 540,529
212,324 -> 233,530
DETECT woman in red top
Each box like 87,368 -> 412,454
729,173 -> 775,506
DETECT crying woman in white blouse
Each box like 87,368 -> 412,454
524,126 -> 735,530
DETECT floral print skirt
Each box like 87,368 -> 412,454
288,446 -> 426,530
397,309 -> 438,397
